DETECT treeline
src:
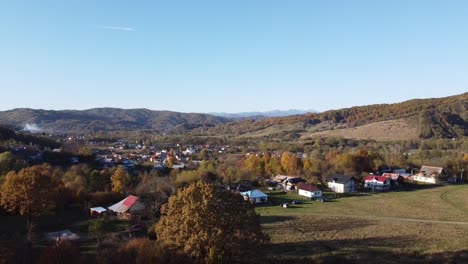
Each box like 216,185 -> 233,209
0,126 -> 61,151
173,147 -> 468,188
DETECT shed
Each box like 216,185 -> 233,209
240,190 -> 268,204
90,207 -> 107,216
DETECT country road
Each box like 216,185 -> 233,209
281,212 -> 468,225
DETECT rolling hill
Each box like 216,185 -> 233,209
0,108 -> 230,133
1,93 -> 466,140
205,93 -> 468,141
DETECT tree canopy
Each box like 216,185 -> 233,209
111,167 -> 130,194
0,164 -> 59,218
155,181 -> 268,263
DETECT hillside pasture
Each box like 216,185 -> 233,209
301,118 -> 419,142
258,185 -> 468,263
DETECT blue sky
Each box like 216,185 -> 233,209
0,0 -> 467,113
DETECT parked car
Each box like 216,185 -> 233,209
291,200 -> 303,204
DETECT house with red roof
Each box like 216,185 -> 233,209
382,173 -> 405,188
364,175 -> 391,191
108,195 -> 145,220
298,184 -> 322,199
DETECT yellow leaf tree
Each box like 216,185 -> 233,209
156,181 -> 268,263
0,164 -> 59,220
281,151 -> 302,175
111,167 -> 130,194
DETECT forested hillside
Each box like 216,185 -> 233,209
206,93 -> 468,139
0,108 -> 230,133
0,126 -> 60,151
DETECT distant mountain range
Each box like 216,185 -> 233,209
209,109 -> 317,119
0,93 -> 466,140
0,108 -> 229,133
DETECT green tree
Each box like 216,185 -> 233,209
89,170 -> 105,192
267,155 -> 283,176
198,148 -> 209,161
0,151 -> 15,175
88,219 -> 107,245
78,146 -> 93,157
156,181 -> 268,263
62,165 -> 89,201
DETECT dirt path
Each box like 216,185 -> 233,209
283,212 -> 468,225
440,187 -> 468,214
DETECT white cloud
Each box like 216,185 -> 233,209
97,26 -> 135,31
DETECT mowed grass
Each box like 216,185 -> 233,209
258,185 -> 468,263
258,185 -> 468,222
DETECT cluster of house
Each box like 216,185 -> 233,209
236,165 -> 443,206
280,165 -> 446,197
93,142 -> 239,171
325,165 -> 445,193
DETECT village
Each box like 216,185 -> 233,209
43,144 -> 453,245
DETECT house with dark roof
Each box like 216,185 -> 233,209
327,174 -> 358,193
298,184 -> 322,199
284,177 -> 307,191
272,175 -> 306,191
382,173 -> 405,188
364,175 -> 391,191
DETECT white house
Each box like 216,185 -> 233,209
298,184 -> 322,199
412,166 -> 444,184
240,190 -> 268,204
327,174 -> 358,193
364,175 -> 391,191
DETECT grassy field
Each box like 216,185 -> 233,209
257,184 -> 468,263
301,118 -> 419,142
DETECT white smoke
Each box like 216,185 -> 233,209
24,123 -> 42,133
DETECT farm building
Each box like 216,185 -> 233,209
240,190 -> 268,204
412,166 -> 444,184
382,173 -> 405,187
364,175 -> 391,191
89,206 -> 107,217
273,175 -> 306,191
327,174 -> 358,193
108,195 -> 145,220
298,184 -> 322,199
